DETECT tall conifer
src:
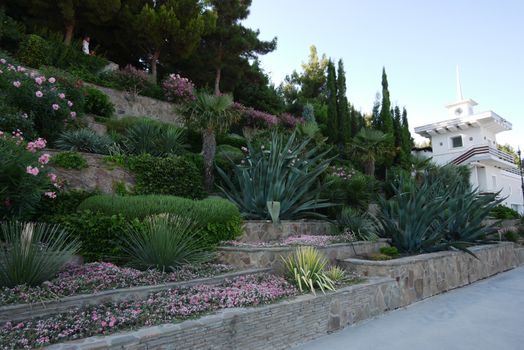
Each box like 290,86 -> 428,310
326,60 -> 338,143
336,59 -> 350,145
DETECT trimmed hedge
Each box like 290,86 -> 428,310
78,195 -> 242,245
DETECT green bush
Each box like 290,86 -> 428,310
33,190 -> 95,221
490,205 -> 521,220
52,210 -> 142,262
324,171 -> 377,212
379,246 -> 399,257
84,86 -> 114,118
55,128 -> 113,154
128,154 -> 205,199
117,121 -> 186,157
123,214 -> 212,271
216,133 -> 246,149
50,151 -> 88,169
337,207 -> 379,241
0,100 -> 36,139
0,221 -> 80,287
0,10 -> 25,52
78,195 -> 242,245
17,34 -> 50,68
99,65 -> 163,100
39,66 -> 86,113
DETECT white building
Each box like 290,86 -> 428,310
414,69 -> 524,214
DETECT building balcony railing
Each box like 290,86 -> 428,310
451,145 -> 516,166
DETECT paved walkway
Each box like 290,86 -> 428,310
294,266 -> 524,350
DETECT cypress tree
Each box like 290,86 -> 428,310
326,60 -> 338,143
371,93 -> 381,130
392,106 -> 402,165
400,107 -> 413,166
350,106 -> 359,137
379,67 -> 394,136
336,59 -> 350,145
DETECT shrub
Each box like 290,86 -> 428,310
117,121 -> 186,157
0,222 -> 80,287
216,133 -> 247,149
123,214 -> 212,271
50,151 -> 88,169
490,205 -> 521,220
55,128 -> 113,154
0,102 -> 36,139
337,207 -> 380,241
379,246 -> 399,257
100,65 -> 163,99
84,86 -> 114,118
0,10 -> 25,52
162,73 -> 195,102
128,154 -> 205,199
78,195 -> 242,245
17,34 -> 50,68
217,130 -> 333,220
282,246 -> 335,294
0,132 -> 58,220
33,190 -> 95,221
0,56 -> 79,141
39,66 -> 86,113
324,167 -> 377,212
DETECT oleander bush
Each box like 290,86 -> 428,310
123,214 -> 212,271
78,195 -> 242,245
55,128 -> 113,154
0,221 -> 80,287
50,151 -> 88,169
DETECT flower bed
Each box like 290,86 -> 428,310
0,262 -> 233,306
0,274 -> 296,349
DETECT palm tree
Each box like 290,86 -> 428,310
178,92 -> 239,192
350,128 -> 392,177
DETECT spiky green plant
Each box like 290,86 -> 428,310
325,266 -> 347,283
0,222 -> 80,287
122,214 -> 213,272
282,246 -> 335,295
337,207 -> 380,241
55,128 -> 113,154
217,130 -> 333,220
119,122 -> 186,157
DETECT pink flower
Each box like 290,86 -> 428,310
67,100 -> 73,107
26,166 -> 39,176
13,81 -> 21,88
101,321 -> 107,327
35,77 -> 44,85
38,154 -> 50,165
44,192 -> 56,199
0,59 -> 6,64
52,104 -> 60,111
35,91 -> 43,98
70,111 -> 76,118
48,77 -> 56,83
48,173 -> 57,182
58,93 -> 65,99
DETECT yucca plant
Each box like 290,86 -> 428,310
55,128 -> 114,154
119,122 -> 186,157
325,266 -> 347,283
282,246 -> 335,295
0,222 -> 80,287
122,214 -> 213,272
217,130 -> 333,220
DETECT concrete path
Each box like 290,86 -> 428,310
294,266 -> 524,350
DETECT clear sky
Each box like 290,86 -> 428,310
243,0 -> 523,149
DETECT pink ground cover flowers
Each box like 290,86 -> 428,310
0,262 -> 233,306
223,234 -> 354,248
0,274 -> 296,349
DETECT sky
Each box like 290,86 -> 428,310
243,0 -> 524,149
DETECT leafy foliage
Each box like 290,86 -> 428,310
55,128 -> 113,154
84,87 -> 114,118
217,130 -> 333,220
337,207 -> 380,241
117,121 -> 186,157
50,151 -> 87,169
123,214 -> 212,272
282,246 -> 335,295
490,205 -> 521,220
0,222 -> 80,287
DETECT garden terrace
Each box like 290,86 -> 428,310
240,220 -> 335,243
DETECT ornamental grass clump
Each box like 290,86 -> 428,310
0,221 -> 80,288
282,246 -> 335,295
122,214 -> 213,272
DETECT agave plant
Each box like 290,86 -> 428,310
122,214 -> 213,272
119,122 -> 186,157
0,222 -> 80,287
282,246 -> 335,295
55,128 -> 114,154
217,130 -> 333,220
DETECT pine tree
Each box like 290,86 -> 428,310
336,59 -> 350,145
326,60 -> 338,143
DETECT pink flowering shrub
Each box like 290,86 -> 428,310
0,262 -> 234,306
0,273 -> 296,348
162,73 -> 195,102
232,102 -> 279,128
0,56 -> 78,141
0,131 -> 59,219
279,113 -> 305,128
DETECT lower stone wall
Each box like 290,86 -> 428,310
339,242 -> 517,307
217,240 -> 389,269
240,220 -> 335,242
47,277 -> 402,350
516,247 -> 524,266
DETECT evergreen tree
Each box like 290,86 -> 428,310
379,67 -> 394,136
392,106 -> 402,164
350,106 -> 360,137
326,60 -> 338,143
336,59 -> 350,145
303,103 -> 316,124
400,107 -> 413,166
371,92 -> 381,129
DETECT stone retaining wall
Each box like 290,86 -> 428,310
47,277 -> 402,350
0,269 -> 269,323
241,220 -> 335,242
339,242 -> 517,307
217,240 -> 389,269
91,85 -> 181,124
516,247 -> 524,266
48,150 -> 134,194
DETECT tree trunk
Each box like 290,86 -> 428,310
64,23 -> 75,45
151,50 -> 160,82
202,128 -> 217,193
365,159 -> 375,177
214,66 -> 221,96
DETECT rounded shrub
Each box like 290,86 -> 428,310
50,151 -> 88,170
84,86 -> 114,118
17,34 -> 50,68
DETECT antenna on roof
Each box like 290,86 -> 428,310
456,65 -> 463,101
